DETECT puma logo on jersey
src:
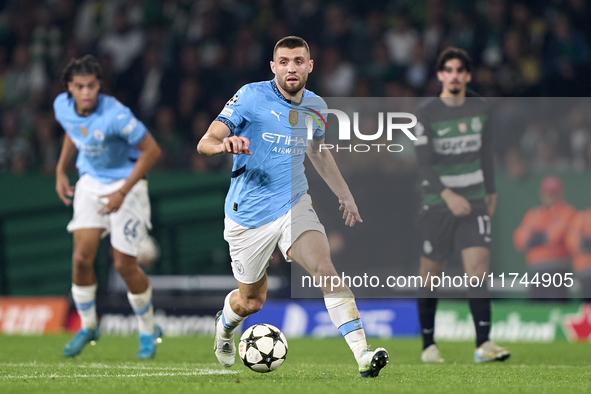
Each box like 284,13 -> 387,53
437,127 -> 451,136
271,110 -> 281,121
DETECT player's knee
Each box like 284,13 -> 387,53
113,258 -> 135,277
465,261 -> 488,278
243,296 -> 265,314
72,250 -> 95,268
311,260 -> 337,278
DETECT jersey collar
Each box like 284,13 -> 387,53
69,94 -> 103,118
270,79 -> 305,106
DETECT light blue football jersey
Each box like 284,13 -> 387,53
216,80 -> 326,228
53,93 -> 148,184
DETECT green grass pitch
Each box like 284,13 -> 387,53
0,335 -> 590,393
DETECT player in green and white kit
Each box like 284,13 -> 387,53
414,47 -> 510,363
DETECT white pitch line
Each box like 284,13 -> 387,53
3,362 -> 590,370
0,362 -> 220,371
408,363 -> 591,369
507,364 -> 591,369
1,369 -> 238,380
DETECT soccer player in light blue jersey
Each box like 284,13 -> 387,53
54,55 -> 162,359
198,36 -> 389,377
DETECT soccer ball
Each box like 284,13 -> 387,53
137,235 -> 160,267
238,324 -> 288,373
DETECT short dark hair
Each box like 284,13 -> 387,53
61,55 -> 103,97
273,36 -> 310,58
436,47 -> 472,73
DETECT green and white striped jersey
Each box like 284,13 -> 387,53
413,97 -> 495,209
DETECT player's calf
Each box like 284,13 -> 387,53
64,283 -> 99,357
214,290 -> 248,367
127,286 -> 159,359
214,310 -> 237,367
324,288 -> 389,377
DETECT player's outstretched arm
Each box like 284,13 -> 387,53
306,139 -> 362,227
197,120 -> 252,156
55,134 -> 78,206
99,132 -> 161,214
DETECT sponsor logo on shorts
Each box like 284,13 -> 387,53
423,240 -> 433,255
234,261 -> 244,275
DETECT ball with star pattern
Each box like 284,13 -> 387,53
238,324 -> 288,373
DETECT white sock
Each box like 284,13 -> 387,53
127,286 -> 155,335
217,289 -> 245,340
324,289 -> 368,361
72,283 -> 98,330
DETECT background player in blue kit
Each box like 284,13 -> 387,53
198,36 -> 389,378
54,55 -> 163,359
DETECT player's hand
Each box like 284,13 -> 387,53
98,190 -> 126,215
485,193 -> 497,217
56,172 -> 74,206
221,136 -> 252,155
441,189 -> 471,217
338,194 -> 363,227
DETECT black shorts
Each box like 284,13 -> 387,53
418,200 -> 491,262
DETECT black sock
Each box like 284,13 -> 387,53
468,285 -> 491,347
418,287 -> 438,350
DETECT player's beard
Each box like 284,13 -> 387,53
448,80 -> 463,96
278,74 -> 307,95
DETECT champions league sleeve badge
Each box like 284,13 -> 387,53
226,93 -> 239,107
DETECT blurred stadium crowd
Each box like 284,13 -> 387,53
0,0 -> 591,176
